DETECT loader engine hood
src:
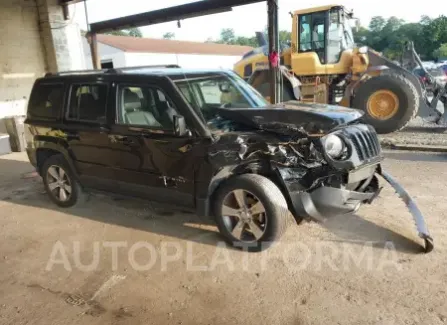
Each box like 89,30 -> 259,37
218,101 -> 364,135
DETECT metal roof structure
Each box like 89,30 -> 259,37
89,0 -> 266,34
81,0 -> 281,103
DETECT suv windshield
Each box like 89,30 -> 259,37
174,72 -> 268,124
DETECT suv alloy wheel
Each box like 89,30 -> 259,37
42,154 -> 85,207
214,174 -> 289,252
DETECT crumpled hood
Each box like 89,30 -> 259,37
218,101 -> 364,135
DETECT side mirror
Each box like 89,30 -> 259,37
173,115 -> 189,137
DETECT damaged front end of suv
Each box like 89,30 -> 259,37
205,102 -> 433,253
171,70 -> 432,253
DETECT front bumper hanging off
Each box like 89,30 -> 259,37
283,167 -> 434,253
378,170 -> 434,253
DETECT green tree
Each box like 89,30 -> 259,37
128,28 -> 143,38
106,30 -> 128,36
234,36 -> 258,47
420,15 -> 432,25
351,14 -> 447,60
105,27 -> 143,38
421,16 -> 447,59
215,28 -> 258,47
353,26 -> 369,45
434,43 -> 447,60
369,16 -> 386,33
366,16 -> 387,50
279,30 -> 292,46
383,17 -> 405,32
218,28 -> 236,44
378,17 -> 407,59
163,32 -> 175,40
215,28 -> 290,48
397,23 -> 424,53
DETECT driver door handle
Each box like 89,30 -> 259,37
109,135 -> 137,145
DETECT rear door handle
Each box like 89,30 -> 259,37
66,132 -> 80,140
120,137 -> 136,145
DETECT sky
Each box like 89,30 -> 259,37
72,0 -> 446,42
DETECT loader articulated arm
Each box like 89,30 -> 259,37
402,41 -> 447,120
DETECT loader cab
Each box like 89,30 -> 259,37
291,5 -> 356,75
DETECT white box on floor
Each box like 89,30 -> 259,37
0,134 -> 12,156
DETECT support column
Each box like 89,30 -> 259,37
36,0 -> 85,72
87,32 -> 101,70
267,0 -> 280,104
0,0 -> 47,119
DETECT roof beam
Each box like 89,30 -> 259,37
90,0 -> 264,34
59,0 -> 85,5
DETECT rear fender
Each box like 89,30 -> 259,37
34,136 -> 79,178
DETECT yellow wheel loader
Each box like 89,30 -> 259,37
234,5 -> 439,134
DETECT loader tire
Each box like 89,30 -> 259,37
352,74 -> 419,134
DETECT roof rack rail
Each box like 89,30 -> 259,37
113,65 -> 181,72
44,69 -> 114,77
44,65 -> 180,77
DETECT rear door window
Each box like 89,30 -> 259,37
28,83 -> 64,120
67,84 -> 108,123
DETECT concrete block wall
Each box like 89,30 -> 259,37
0,0 -> 85,120
0,0 -> 47,121
36,0 -> 85,73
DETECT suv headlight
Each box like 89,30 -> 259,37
323,134 -> 346,159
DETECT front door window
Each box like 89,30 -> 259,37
118,85 -> 180,132
298,11 -> 327,63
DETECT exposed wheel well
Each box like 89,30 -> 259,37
36,149 -> 61,174
208,161 -> 300,223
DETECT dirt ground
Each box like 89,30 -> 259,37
380,126 -> 447,147
0,151 -> 446,325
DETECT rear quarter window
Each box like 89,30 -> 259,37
27,83 -> 64,120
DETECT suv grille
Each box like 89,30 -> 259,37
343,124 -> 381,161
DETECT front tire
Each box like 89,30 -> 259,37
353,74 -> 419,134
213,174 -> 289,252
42,154 -> 85,208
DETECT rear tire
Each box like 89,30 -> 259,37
42,154 -> 85,208
213,174 -> 289,252
353,74 -> 419,134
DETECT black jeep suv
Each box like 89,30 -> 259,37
25,66 -> 388,251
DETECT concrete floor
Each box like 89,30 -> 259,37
0,151 -> 446,325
